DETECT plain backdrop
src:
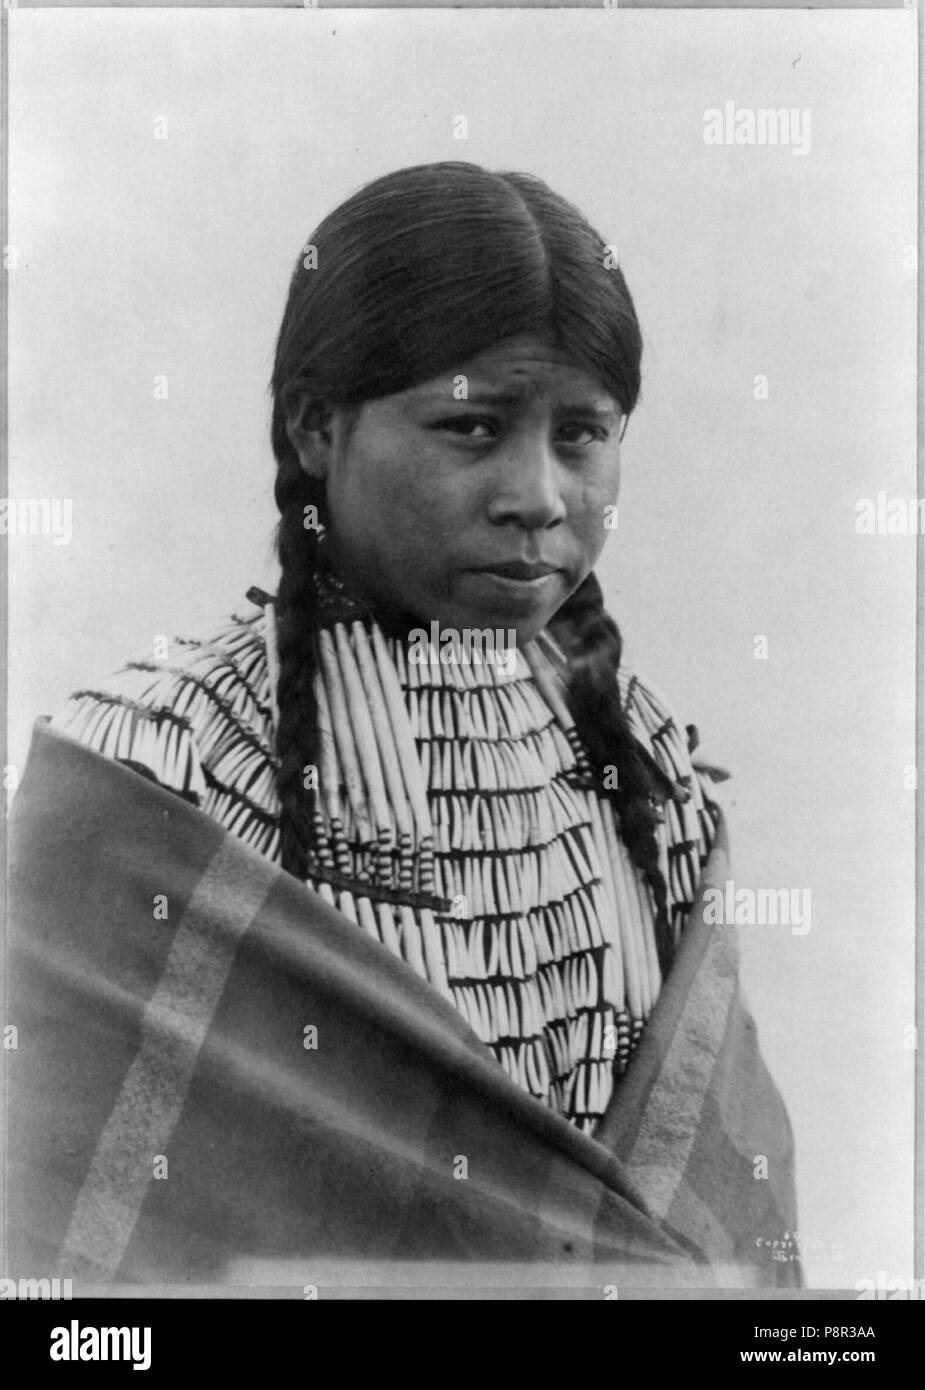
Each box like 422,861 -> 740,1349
6,6 -> 918,1291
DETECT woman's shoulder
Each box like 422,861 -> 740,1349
49,597 -> 275,805
588,665 -> 725,932
617,667 -> 696,767
620,656 -> 728,828
617,667 -> 724,779
617,661 -> 723,795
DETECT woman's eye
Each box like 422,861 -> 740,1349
430,417 -> 608,446
556,422 -> 606,447
434,417 -> 497,440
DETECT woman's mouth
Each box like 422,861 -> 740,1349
464,561 -> 565,611
473,560 -> 561,582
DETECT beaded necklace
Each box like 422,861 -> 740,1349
262,561 -> 665,1133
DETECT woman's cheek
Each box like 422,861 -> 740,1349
582,524 -> 609,573
573,487 -> 616,563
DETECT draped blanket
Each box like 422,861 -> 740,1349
7,721 -> 800,1294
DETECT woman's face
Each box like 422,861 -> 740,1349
301,334 -> 624,647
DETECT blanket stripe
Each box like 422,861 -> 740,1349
60,837 -> 278,1281
605,818 -> 740,1214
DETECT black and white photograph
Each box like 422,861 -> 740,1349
1,0 -> 920,1339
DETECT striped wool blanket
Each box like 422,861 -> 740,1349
7,721 -> 800,1295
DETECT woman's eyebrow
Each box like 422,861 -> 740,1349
414,385 -> 619,417
552,401 -> 620,420
413,385 -> 521,407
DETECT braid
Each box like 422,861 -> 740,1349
273,455 -> 324,878
553,573 -> 678,973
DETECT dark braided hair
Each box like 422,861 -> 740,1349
272,451 -> 325,880
551,574 -> 678,972
269,161 -> 678,962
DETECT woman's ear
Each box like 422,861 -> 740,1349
285,393 -> 334,480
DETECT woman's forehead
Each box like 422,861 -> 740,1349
409,335 -> 615,408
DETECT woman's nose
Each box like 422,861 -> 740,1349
486,435 -> 567,531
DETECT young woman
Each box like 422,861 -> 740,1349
10,163 -> 799,1292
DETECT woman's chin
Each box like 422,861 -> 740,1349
442,572 -> 566,640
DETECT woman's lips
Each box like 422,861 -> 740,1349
464,563 -> 564,607
472,561 -> 561,582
